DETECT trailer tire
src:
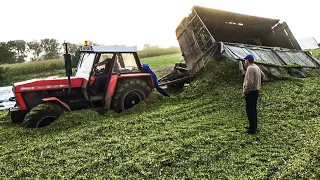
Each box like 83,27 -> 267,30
22,103 -> 63,128
111,78 -> 151,113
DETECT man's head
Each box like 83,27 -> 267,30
244,54 -> 254,66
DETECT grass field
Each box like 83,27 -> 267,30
141,53 -> 182,69
1,57 -> 320,178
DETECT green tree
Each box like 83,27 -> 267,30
143,43 -> 152,50
0,66 -> 6,86
65,43 -> 80,56
27,40 -> 42,61
0,42 -> 16,64
9,40 -> 27,62
143,43 -> 160,50
40,38 -> 61,60
62,43 -> 81,67
71,49 -> 81,68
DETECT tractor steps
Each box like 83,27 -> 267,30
89,96 -> 104,101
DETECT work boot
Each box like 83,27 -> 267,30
246,129 -> 257,134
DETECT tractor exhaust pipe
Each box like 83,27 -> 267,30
63,42 -> 72,93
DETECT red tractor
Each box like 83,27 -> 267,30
9,42 -> 155,128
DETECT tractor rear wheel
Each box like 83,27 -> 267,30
22,103 -> 63,128
111,79 -> 152,113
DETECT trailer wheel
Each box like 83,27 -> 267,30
22,103 -> 63,128
111,79 -> 151,113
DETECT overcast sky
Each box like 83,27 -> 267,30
1,0 -> 319,49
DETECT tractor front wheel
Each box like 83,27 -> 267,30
111,79 -> 151,113
22,103 -> 63,128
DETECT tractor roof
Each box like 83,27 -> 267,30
80,45 -> 138,53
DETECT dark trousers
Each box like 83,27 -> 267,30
245,90 -> 259,132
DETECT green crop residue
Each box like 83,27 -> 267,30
1,57 -> 320,179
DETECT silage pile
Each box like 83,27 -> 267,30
180,58 -> 243,99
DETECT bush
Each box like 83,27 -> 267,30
71,49 -> 81,68
0,67 -> 9,86
0,67 -> 4,81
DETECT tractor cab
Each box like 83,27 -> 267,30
75,44 -> 142,96
75,43 -> 147,101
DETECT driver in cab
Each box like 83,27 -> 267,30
91,56 -> 113,94
93,57 -> 112,70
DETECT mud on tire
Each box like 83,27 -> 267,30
22,103 -> 63,128
111,78 -> 152,113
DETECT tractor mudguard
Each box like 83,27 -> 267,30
104,74 -> 154,109
42,97 -> 71,112
105,75 -> 118,109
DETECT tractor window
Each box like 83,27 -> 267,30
94,53 -> 114,71
75,53 -> 96,80
112,53 -> 140,73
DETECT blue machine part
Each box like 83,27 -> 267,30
142,64 -> 169,97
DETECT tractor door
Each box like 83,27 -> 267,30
89,53 -> 115,96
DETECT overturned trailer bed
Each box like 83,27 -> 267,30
158,5 -> 320,87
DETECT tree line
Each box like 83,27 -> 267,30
0,39 -> 181,65
0,39 -> 98,64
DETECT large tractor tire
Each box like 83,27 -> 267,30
22,103 -> 63,128
111,78 -> 152,113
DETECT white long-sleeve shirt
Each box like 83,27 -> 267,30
243,64 -> 265,94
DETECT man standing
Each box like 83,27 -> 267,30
242,54 -> 265,134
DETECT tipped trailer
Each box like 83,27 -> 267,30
159,5 -> 320,87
